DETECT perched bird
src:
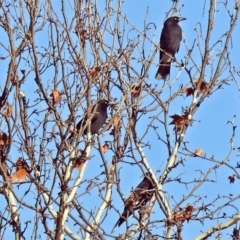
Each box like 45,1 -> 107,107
112,173 -> 154,232
155,16 -> 186,80
68,99 -> 115,139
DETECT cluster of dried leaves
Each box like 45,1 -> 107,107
169,111 -> 192,132
167,205 -> 194,226
131,83 -> 142,98
75,18 -> 89,47
0,132 -> 10,161
232,228 -> 240,239
50,89 -> 61,105
11,158 -> 31,182
88,67 -> 101,82
184,79 -> 208,97
73,150 -> 88,171
4,103 -> 12,118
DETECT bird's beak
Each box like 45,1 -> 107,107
179,17 -> 186,22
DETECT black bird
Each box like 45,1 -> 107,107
112,173 -> 154,232
155,16 -> 186,80
68,99 -> 115,139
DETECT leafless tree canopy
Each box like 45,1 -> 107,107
0,0 -> 240,239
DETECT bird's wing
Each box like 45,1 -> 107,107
76,109 -> 100,128
88,111 -> 100,124
160,25 -> 182,56
124,178 -> 152,208
112,177 -> 154,231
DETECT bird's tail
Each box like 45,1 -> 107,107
111,216 -> 125,233
155,62 -> 170,80
111,210 -> 132,233
111,219 -> 119,233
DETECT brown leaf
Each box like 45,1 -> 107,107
12,158 -> 31,182
233,228 -> 239,238
80,30 -> 88,46
0,132 -> 10,161
74,151 -> 88,171
15,158 -> 31,171
185,205 -> 194,212
131,84 -> 142,98
89,67 -> 101,82
10,75 -> 18,85
169,114 -> 189,132
101,143 -> 109,153
184,87 -> 194,97
228,175 -> 235,184
184,79 -> 208,97
75,19 -> 83,34
194,79 -> 207,94
173,205 -> 194,223
0,132 -> 10,146
12,169 -> 28,182
51,89 -> 61,105
194,149 -> 203,156
75,19 -> 88,47
110,115 -> 121,127
174,212 -> 186,222
5,103 -> 12,118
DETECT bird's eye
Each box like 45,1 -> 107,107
175,17 -> 178,21
105,101 -> 108,104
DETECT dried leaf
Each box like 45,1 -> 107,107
131,84 -> 142,98
228,175 -> 235,184
194,149 -> 203,156
233,228 -> 239,238
75,19 -> 83,34
75,19 -> 88,47
110,115 -> 121,127
184,87 -> 194,97
74,151 -> 88,171
173,205 -> 194,223
89,67 -> 101,82
194,79 -> 207,94
184,79 -> 208,97
174,212 -> 185,222
169,114 -> 189,132
51,89 -> 60,105
15,158 -> 31,171
12,158 -> 31,182
5,104 -> 12,118
80,30 -> 88,46
0,132 -> 10,161
185,205 -> 194,212
10,75 -> 18,85
101,143 -> 109,153
12,169 -> 27,182
0,132 -> 10,146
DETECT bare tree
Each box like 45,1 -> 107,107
0,0 -> 240,240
